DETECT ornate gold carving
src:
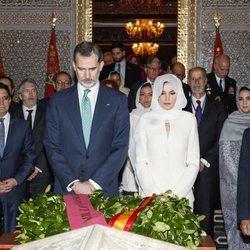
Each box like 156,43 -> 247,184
76,0 -> 92,43
177,0 -> 197,73
76,0 -> 197,73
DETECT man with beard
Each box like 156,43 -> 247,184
99,42 -> 142,90
44,41 -> 130,197
184,67 -> 226,238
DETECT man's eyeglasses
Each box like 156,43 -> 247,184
147,66 -> 160,72
56,80 -> 70,85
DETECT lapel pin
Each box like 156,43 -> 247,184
106,103 -> 110,106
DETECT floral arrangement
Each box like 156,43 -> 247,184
16,188 -> 204,249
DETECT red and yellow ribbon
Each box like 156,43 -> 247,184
108,195 -> 156,231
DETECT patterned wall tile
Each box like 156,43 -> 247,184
197,1 -> 250,91
0,0 -> 71,7
0,30 -> 72,99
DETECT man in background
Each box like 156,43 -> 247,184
184,67 -> 226,237
13,78 -> 52,199
0,76 -> 21,113
207,54 -> 237,115
0,83 -> 35,233
99,42 -> 142,90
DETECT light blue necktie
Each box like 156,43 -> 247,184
0,118 -> 5,157
115,63 -> 121,72
81,89 -> 92,147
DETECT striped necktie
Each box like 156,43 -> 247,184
0,118 -> 5,157
81,89 -> 92,147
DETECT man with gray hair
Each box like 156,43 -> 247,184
128,56 -> 161,111
13,78 -> 52,198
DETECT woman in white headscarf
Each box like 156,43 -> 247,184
134,74 -> 199,206
219,86 -> 250,250
120,82 -> 153,195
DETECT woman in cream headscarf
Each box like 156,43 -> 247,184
134,74 -> 199,206
219,86 -> 250,250
120,82 -> 153,195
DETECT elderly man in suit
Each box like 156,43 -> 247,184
99,42 -> 142,90
237,127 -> 250,237
184,67 -> 226,237
0,83 -> 36,233
207,54 -> 237,115
13,78 -> 52,199
44,41 -> 129,197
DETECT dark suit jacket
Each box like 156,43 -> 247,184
206,72 -> 237,115
44,83 -> 130,197
237,127 -> 250,222
185,96 -> 226,169
99,62 -> 142,89
9,100 -> 21,115
12,106 -> 51,179
0,116 -> 36,203
184,96 -> 226,234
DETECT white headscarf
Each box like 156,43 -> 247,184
131,82 -> 152,116
150,74 -> 187,120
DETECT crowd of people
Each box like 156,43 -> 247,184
0,41 -> 249,250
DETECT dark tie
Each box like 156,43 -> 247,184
0,118 -> 5,157
195,100 -> 202,126
81,89 -> 92,147
219,79 -> 223,92
26,109 -> 33,125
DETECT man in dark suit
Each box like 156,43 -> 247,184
0,76 -> 21,114
44,41 -> 129,197
38,71 -> 73,108
237,127 -> 250,237
0,83 -> 36,233
99,42 -> 142,89
184,67 -> 226,237
206,54 -> 237,115
128,56 -> 161,111
13,78 -> 52,199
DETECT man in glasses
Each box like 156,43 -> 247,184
38,71 -> 72,108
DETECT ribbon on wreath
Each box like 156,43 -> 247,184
108,194 -> 156,231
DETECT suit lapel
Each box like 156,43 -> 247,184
64,85 -> 86,147
90,84 -> 110,145
3,117 -> 16,158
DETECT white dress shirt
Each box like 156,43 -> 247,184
215,74 -> 225,91
67,82 -> 102,192
1,112 -> 10,146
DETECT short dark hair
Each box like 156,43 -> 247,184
0,76 -> 14,89
73,41 -> 103,63
54,71 -> 72,84
0,82 -> 11,96
239,86 -> 250,93
102,79 -> 119,90
111,42 -> 124,51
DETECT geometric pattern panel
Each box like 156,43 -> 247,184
0,30 -> 72,99
200,30 -> 250,89
197,1 -> 250,92
0,0 -> 71,7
